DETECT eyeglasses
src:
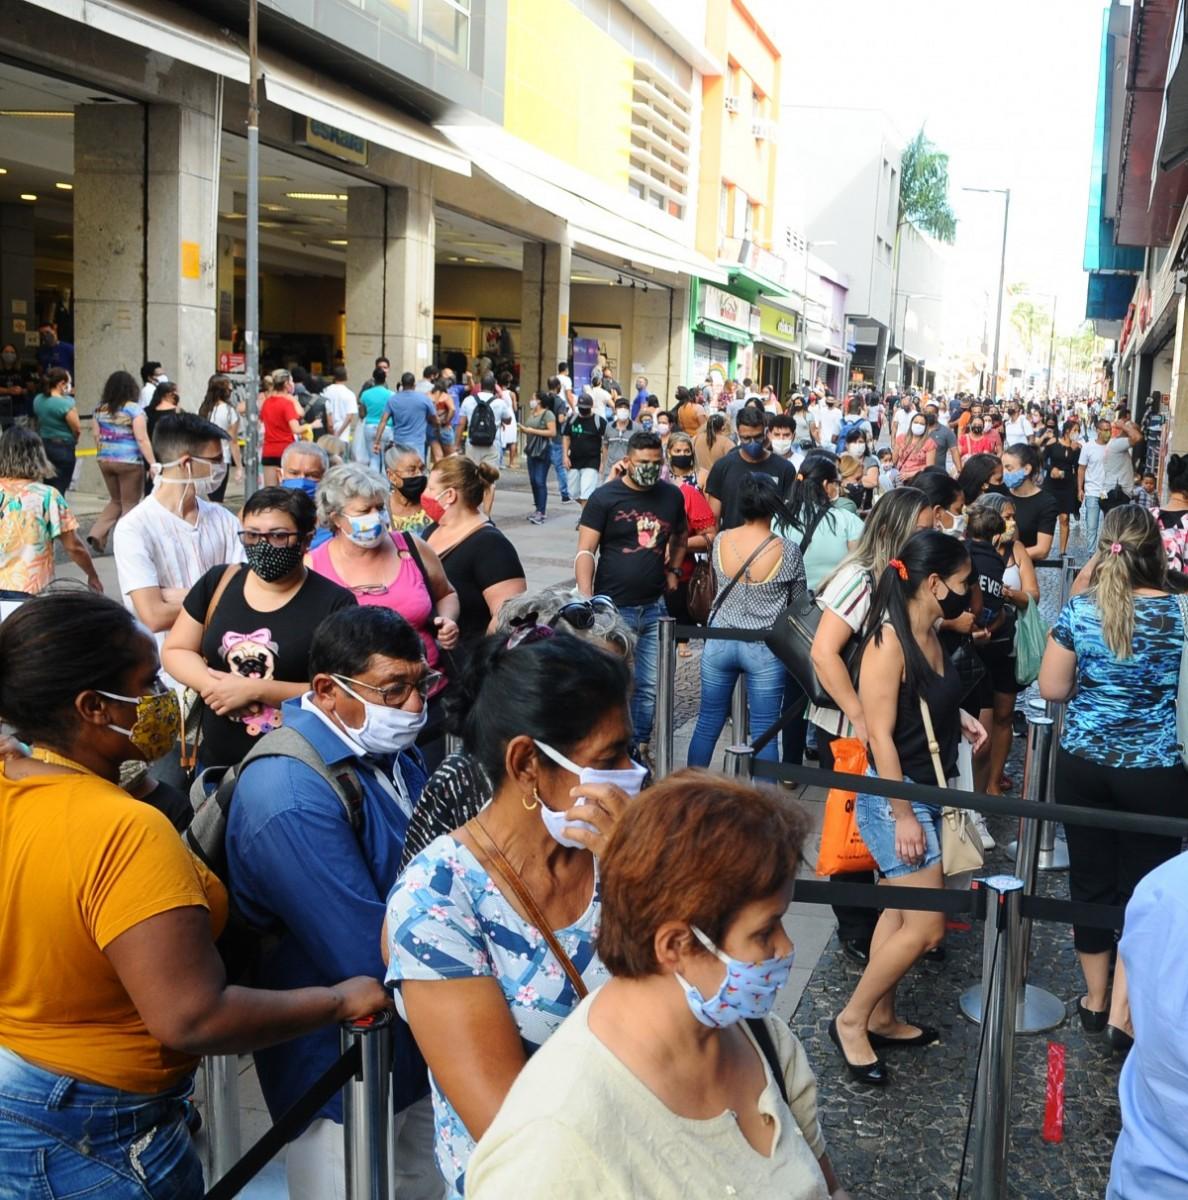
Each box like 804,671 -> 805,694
332,671 -> 441,707
239,530 -> 302,548
349,583 -> 391,596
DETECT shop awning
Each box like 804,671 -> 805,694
24,0 -> 250,82
697,318 -> 752,346
437,123 -> 728,284
263,58 -> 470,176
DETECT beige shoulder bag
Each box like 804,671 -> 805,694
919,698 -> 985,876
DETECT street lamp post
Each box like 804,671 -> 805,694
962,186 -> 1011,403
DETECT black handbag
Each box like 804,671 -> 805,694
949,637 -> 988,701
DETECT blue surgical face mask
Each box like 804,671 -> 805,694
1003,467 -> 1028,489
739,437 -> 766,459
676,925 -> 796,1028
281,476 -> 319,499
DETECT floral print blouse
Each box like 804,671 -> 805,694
0,478 -> 76,594
385,835 -> 606,1197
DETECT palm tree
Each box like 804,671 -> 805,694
1009,299 -> 1051,364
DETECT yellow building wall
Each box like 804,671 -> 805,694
503,0 -> 635,189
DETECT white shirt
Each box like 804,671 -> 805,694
813,404 -> 842,445
139,381 -> 158,408
1004,417 -> 1030,443
206,400 -> 238,464
322,383 -> 357,436
556,373 -> 574,398
588,386 -> 612,420
461,393 -> 514,427
892,407 -> 916,438
1078,436 -> 1133,497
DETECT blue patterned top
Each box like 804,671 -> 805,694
385,835 -> 607,1197
1052,593 -> 1184,769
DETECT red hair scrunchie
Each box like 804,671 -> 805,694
888,558 -> 909,581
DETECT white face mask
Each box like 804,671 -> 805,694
333,677 -> 427,755
533,739 -> 648,849
152,457 -> 227,497
771,438 -> 793,457
910,421 -> 927,436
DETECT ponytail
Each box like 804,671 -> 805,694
1091,504 -> 1167,659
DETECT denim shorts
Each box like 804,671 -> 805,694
855,775 -> 944,879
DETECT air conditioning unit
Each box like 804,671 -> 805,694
751,119 -> 767,140
724,95 -> 741,114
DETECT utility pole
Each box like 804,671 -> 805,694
244,0 -> 261,495
1045,295 -> 1057,402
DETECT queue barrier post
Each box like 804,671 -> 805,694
961,716 -> 1064,1033
200,1055 -> 242,1187
730,677 -> 748,746
444,733 -> 464,758
655,617 -> 677,779
341,1012 -> 395,1200
721,744 -> 755,780
970,875 -> 1025,1200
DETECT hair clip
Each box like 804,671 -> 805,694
1109,542 -> 1123,555
889,558 -> 909,581
506,623 -> 555,650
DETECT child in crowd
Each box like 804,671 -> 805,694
877,446 -> 900,493
1135,472 -> 1158,510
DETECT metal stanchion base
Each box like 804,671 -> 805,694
960,982 -> 1066,1033
1037,841 -> 1070,871
1005,839 -> 1017,858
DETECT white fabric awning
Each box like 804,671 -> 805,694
262,57 -> 470,176
438,123 -> 727,284
25,0 -> 250,82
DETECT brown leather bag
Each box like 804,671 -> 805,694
685,557 -> 716,625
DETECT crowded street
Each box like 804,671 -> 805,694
1,2 -> 1186,1200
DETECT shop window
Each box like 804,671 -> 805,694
421,0 -> 470,68
732,187 -> 749,240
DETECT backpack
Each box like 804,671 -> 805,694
185,725 -> 363,979
468,396 -> 498,446
835,417 -> 864,455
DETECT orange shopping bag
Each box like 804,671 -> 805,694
815,737 -> 877,875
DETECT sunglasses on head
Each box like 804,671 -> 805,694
505,595 -> 619,648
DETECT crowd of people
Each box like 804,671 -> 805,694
0,357 -> 1186,1198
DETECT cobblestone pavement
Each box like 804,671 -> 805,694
785,525 -> 1126,1200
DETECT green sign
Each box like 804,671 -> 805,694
758,304 -> 798,347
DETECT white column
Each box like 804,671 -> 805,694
521,241 -> 571,400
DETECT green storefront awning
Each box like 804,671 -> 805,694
696,317 -> 752,346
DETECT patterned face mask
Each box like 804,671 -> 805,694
97,687 -> 180,762
675,925 -> 795,1028
630,462 -> 661,488
245,540 -> 303,582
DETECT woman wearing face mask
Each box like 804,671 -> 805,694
385,633 -> 641,1198
664,431 -> 718,658
144,378 -> 182,447
198,373 -> 242,502
829,531 -> 987,1086
0,591 -> 389,1200
467,772 -> 850,1200
523,392 -> 559,521
1003,443 -> 1059,561
423,455 -> 527,653
957,414 -> 997,460
384,442 -> 432,533
1042,420 -> 1081,557
31,365 -> 80,496
654,410 -> 673,456
162,487 -> 357,771
309,464 -> 458,758
88,369 -> 156,554
911,467 -> 966,536
892,411 -> 935,484
957,452 -> 1004,509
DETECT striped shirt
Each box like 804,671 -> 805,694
807,562 -> 873,738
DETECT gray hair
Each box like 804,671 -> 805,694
281,441 -> 329,471
317,462 -> 390,527
384,442 -> 423,472
495,585 -> 636,663
970,491 -> 1012,516
0,427 -> 51,482
270,369 -> 292,392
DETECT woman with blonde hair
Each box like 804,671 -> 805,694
1040,505 -> 1188,1054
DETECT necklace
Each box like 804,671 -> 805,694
30,746 -> 96,776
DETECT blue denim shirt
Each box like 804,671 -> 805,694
225,697 -> 428,1127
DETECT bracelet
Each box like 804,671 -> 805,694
574,549 -> 597,563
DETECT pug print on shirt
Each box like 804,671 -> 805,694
181,564 -> 356,767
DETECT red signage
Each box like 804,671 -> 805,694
218,352 -> 246,373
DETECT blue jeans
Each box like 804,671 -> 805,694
527,454 -> 550,514
1083,494 -> 1101,549
0,1046 -> 203,1199
687,638 -> 787,767
549,439 -> 571,499
618,599 -> 663,746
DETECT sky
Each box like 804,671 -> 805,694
754,0 -> 1106,339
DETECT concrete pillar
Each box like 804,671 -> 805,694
0,205 -> 35,364
74,104 -> 146,409
345,167 -> 435,391
1166,293 -> 1188,457
629,284 -> 689,405
216,232 -> 236,361
520,241 -> 571,400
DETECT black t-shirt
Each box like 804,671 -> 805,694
1010,489 -> 1059,550
427,523 -> 525,647
705,449 -> 797,530
564,414 -> 606,469
183,564 -> 356,768
580,478 -> 687,608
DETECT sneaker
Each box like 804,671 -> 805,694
562,495 -> 574,503
973,814 -> 995,851
528,513 -> 545,525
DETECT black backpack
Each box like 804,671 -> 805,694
468,396 -> 498,447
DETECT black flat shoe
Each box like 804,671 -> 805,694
925,945 -> 947,963
1078,998 -> 1108,1032
840,938 -> 870,966
827,1018 -> 888,1086
1107,1025 -> 1134,1055
868,1023 -> 940,1050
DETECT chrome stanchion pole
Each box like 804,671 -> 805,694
655,617 -> 677,779
1037,697 -> 1069,871
342,1013 -> 394,1200
444,732 -> 464,757
730,676 -> 748,746
200,1055 -> 242,1185
721,744 -> 755,780
970,875 -> 1025,1200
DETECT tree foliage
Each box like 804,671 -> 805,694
898,128 -> 957,244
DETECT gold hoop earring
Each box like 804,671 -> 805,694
522,787 -> 541,811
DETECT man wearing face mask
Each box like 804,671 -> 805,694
705,405 -> 797,530
1078,416 -> 1142,548
923,401 -> 961,475
605,401 -> 635,477
279,442 -> 332,546
562,393 -> 608,516
222,606 -> 441,1200
576,431 -> 687,757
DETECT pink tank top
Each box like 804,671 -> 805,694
309,532 -> 442,678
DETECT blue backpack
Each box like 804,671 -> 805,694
835,417 -> 865,455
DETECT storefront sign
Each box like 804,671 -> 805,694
758,304 -> 798,346
218,352 -> 246,373
701,284 -> 758,336
297,117 -> 369,167
572,337 -> 601,393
